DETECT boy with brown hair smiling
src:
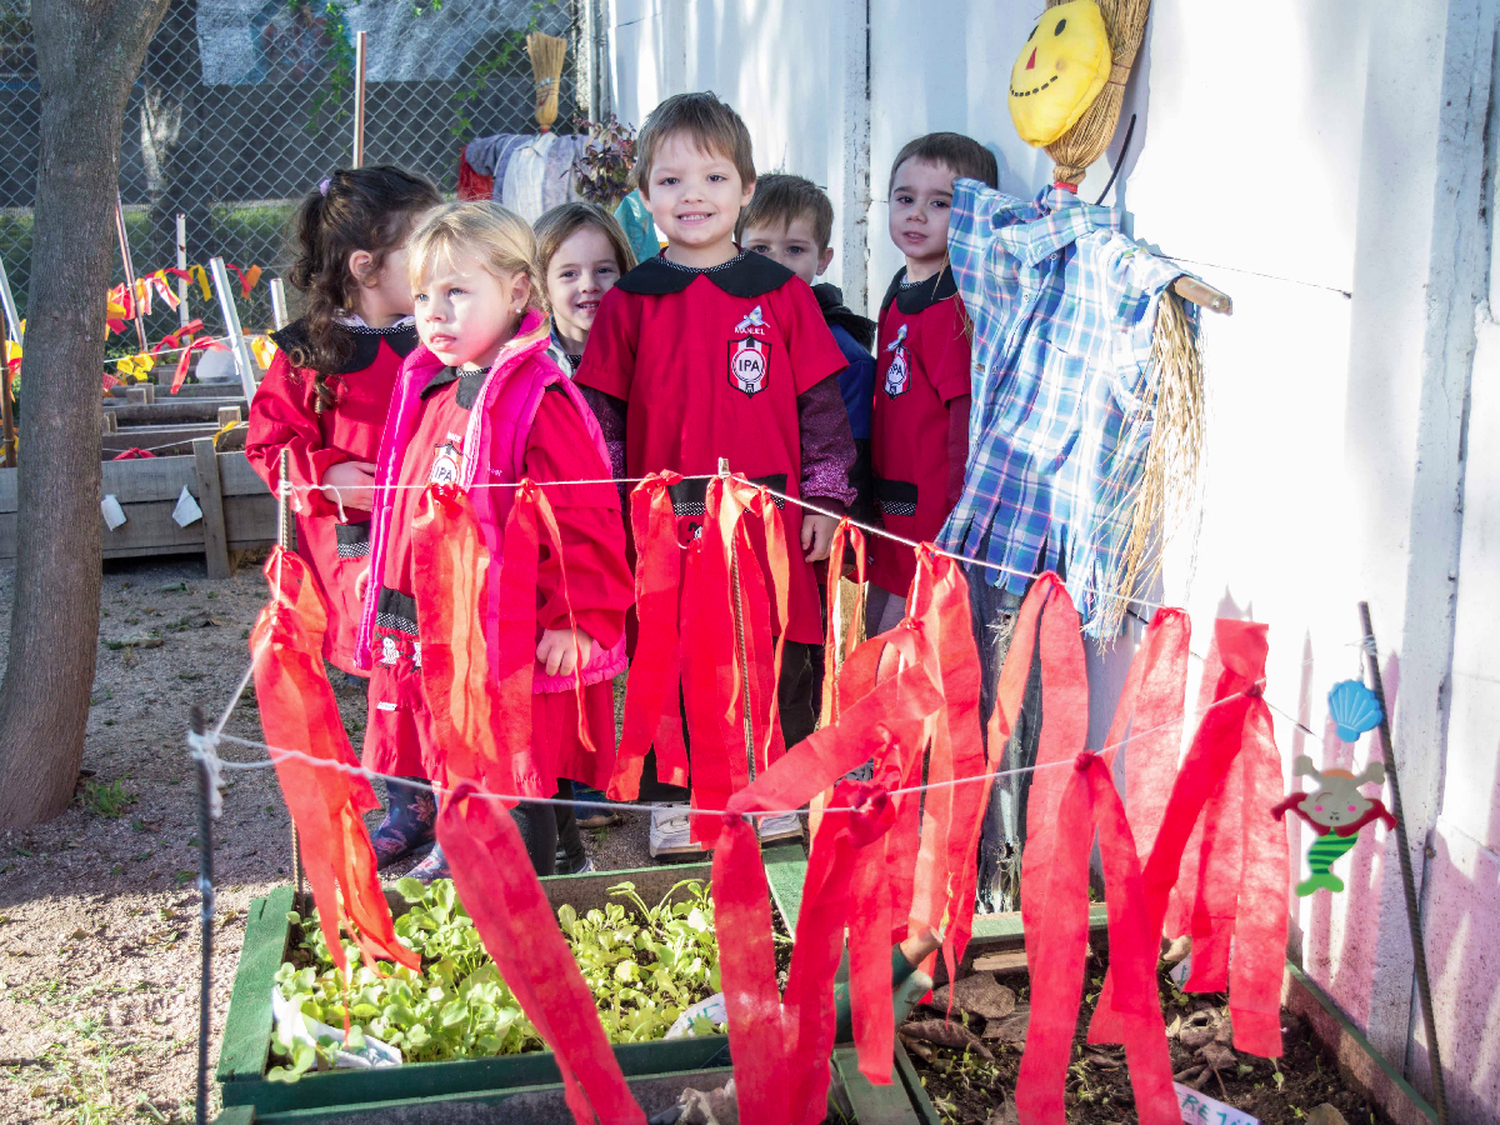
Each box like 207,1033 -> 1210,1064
738,173 -> 876,527
576,92 -> 855,855
866,132 -> 998,636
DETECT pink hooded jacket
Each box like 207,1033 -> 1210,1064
354,309 -> 628,693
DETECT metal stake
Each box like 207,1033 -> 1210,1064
352,31 -> 368,168
278,448 -> 304,900
1358,602 -> 1448,1125
190,705 -> 215,1125
718,458 -> 758,790
113,190 -> 149,353
176,212 -> 191,329
209,257 -> 258,404
269,278 -> 290,331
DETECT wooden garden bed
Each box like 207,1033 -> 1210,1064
217,847 -> 828,1118
0,443 -> 274,576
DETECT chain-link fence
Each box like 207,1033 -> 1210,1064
0,0 -> 590,347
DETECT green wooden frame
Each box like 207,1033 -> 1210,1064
217,845 -> 808,1115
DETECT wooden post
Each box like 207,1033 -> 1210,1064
114,190 -> 149,353
102,408 -> 118,433
217,405 -> 242,428
176,212 -> 190,329
0,255 -> 21,468
192,437 -> 230,579
352,30 -> 368,168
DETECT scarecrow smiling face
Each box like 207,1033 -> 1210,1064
1008,0 -> 1112,147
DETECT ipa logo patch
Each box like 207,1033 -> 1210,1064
728,336 -> 770,397
884,324 -> 911,397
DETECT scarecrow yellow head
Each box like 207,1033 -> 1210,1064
1008,0 -> 1112,148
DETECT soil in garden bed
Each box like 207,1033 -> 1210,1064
901,949 -> 1391,1125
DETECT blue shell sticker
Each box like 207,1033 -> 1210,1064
1327,679 -> 1383,743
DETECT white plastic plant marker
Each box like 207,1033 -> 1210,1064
270,987 -> 401,1070
101,494 -> 127,531
664,992 -> 728,1039
1175,1084 -> 1258,1125
172,486 -> 203,528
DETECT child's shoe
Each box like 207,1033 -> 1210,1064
756,812 -> 803,845
369,778 -> 437,870
648,804 -> 705,858
407,842 -> 450,884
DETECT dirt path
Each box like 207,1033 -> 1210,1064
0,554 -> 649,1124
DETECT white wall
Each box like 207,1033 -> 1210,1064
609,1 -> 1499,1115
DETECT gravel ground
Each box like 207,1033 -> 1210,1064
0,553 -> 651,1124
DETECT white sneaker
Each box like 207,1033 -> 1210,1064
757,811 -> 803,844
648,804 -> 704,857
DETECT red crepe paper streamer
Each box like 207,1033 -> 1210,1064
612,473 -> 790,844
1015,753 -> 1178,1125
170,334 -> 228,394
810,519 -> 867,838
155,318 -> 205,356
409,485 -> 645,1124
410,482 -> 597,793
111,447 -> 158,461
439,786 -> 645,1125
610,471 -> 683,798
249,548 -> 417,976
1091,618 -> 1289,1058
225,263 -> 263,297
724,634 -> 946,1105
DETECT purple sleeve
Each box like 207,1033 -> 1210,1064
796,376 -> 857,508
578,385 -> 628,508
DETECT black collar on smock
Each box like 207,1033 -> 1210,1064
880,264 -> 958,316
419,365 -> 487,409
614,249 -> 794,298
269,317 -> 420,375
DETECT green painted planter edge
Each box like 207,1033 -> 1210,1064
217,845 -> 807,1114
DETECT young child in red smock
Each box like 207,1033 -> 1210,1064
866,134 -> 998,635
245,166 -> 441,868
574,92 -> 856,856
534,202 -> 639,872
355,202 -> 632,882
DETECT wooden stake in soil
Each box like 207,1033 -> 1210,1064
0,254 -> 21,468
189,705 -> 215,1125
352,31 -> 368,168
278,447 -> 305,900
1358,602 -> 1448,1125
113,189 -> 149,353
175,212 -> 191,329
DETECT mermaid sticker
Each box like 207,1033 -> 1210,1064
1272,756 -> 1395,895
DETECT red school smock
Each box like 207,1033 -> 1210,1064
574,251 -> 848,645
869,265 -> 973,596
246,319 -> 417,674
363,358 -> 631,793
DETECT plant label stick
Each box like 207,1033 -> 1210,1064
176,212 -> 191,328
209,256 -> 258,404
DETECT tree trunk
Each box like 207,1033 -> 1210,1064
0,0 -> 171,830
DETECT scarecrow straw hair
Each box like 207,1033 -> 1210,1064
527,32 -> 567,132
1098,290 -> 1204,639
1046,0 -> 1152,185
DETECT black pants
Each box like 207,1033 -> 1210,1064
552,780 -> 588,869
637,640 -> 820,801
510,799 -> 559,876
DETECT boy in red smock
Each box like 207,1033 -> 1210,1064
866,134 -> 999,636
575,92 -> 855,855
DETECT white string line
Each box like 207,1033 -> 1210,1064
110,423 -> 246,457
199,676 -> 1263,820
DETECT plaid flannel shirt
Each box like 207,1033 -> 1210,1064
938,179 -> 1195,636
